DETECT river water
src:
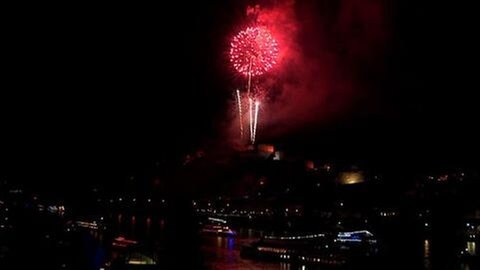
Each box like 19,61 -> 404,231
80,213 -> 477,270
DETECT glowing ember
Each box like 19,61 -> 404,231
230,27 -> 279,77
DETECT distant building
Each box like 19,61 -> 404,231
273,151 -> 283,161
258,144 -> 274,153
338,171 -> 365,185
305,160 -> 315,171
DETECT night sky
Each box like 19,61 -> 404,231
1,1 -> 478,192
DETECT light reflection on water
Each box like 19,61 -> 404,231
466,241 -> 476,255
110,215 -> 305,269
423,239 -> 430,258
85,213 -> 478,270
423,239 -> 431,270
201,229 -> 311,269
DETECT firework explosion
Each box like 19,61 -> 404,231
230,27 -> 279,77
230,26 -> 279,145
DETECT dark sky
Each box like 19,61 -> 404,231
1,1 -> 478,191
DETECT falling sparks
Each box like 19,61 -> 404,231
252,101 -> 260,144
230,27 -> 279,77
249,97 -> 254,143
236,90 -> 244,138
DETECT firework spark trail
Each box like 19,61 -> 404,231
247,59 -> 253,96
236,90 -> 244,139
249,97 -> 253,143
252,101 -> 260,144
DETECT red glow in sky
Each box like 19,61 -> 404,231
230,27 -> 279,77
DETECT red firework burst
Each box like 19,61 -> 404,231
230,27 -> 279,77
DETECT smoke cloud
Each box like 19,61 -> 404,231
226,0 -> 390,143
